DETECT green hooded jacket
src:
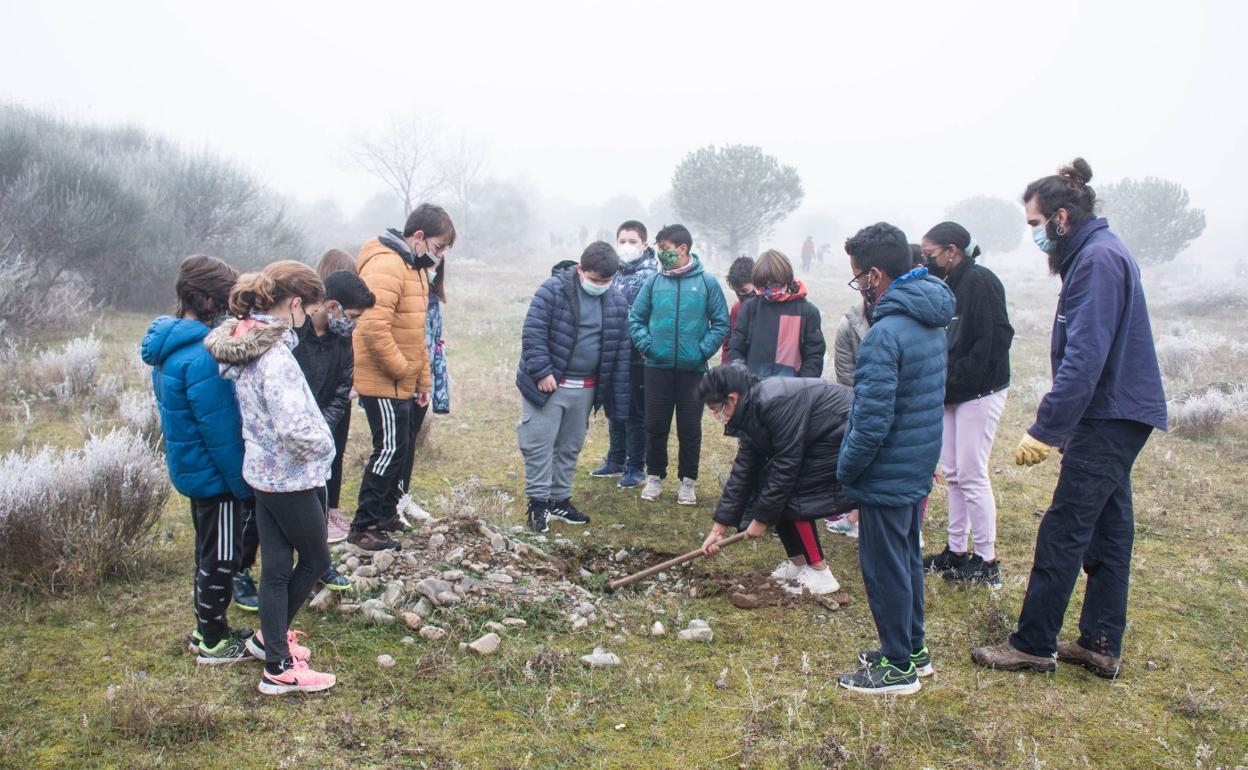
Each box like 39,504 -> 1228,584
628,256 -> 730,372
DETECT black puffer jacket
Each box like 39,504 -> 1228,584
944,259 -> 1013,405
714,377 -> 856,528
292,322 -> 354,429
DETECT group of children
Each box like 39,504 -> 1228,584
147,156 -> 1164,699
144,205 -> 457,694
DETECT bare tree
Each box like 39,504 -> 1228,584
437,131 -> 488,231
350,112 -> 442,218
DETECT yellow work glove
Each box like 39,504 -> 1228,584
1014,433 -> 1055,466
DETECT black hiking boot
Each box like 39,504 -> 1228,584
942,553 -> 1002,587
548,499 -> 590,525
923,546 -> 969,574
527,498 -> 550,533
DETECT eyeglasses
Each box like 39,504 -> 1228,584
427,239 -> 450,256
848,271 -> 871,291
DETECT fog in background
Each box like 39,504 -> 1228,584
2,0 -> 1246,263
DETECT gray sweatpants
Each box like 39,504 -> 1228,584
518,386 -> 595,502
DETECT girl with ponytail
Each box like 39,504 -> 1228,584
206,260 -> 339,695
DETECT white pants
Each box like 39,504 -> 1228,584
940,389 -> 1008,561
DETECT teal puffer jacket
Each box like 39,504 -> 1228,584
628,257 -> 730,372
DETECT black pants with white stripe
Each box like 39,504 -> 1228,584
190,493 -> 248,646
352,396 -> 419,533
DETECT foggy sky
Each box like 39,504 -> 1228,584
2,0 -> 1246,252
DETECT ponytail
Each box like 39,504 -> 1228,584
228,272 -> 277,318
923,221 -> 980,260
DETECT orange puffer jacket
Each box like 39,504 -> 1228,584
353,234 -> 432,400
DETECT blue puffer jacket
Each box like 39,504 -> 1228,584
141,317 -> 251,501
515,266 -> 631,419
629,257 -> 730,372
837,268 -> 956,506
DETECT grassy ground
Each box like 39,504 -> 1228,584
0,255 -> 1245,770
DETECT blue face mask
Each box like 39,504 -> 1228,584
1031,213 -> 1061,254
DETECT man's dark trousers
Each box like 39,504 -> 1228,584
1010,418 -> 1152,658
858,501 -> 925,666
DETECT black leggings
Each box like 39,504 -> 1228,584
326,409 -> 351,509
776,520 -> 824,564
255,486 -> 330,666
643,367 -> 704,480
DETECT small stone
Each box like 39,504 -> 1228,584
1146,661 -> 1159,670
715,668 -> 729,689
402,553 -> 420,569
650,622 -> 666,636
428,533 -> 447,549
353,564 -> 378,578
485,621 -> 507,634
373,550 -> 396,573
579,568 -> 594,579
376,654 -> 396,668
415,577 -> 454,604
656,572 -> 668,582
345,556 -> 361,570
816,595 -> 841,612
611,634 -> 625,645
309,587 -> 337,611
489,532 -> 507,552
467,632 -> 500,655
414,597 -> 433,618
401,612 -> 423,629
419,625 -> 448,641
576,601 -> 596,616
401,635 -> 415,645
382,581 -> 404,607
436,591 -> 462,606
731,592 -> 762,609
580,649 -> 621,668
502,617 -> 527,628
458,642 -> 468,651
486,572 -> 514,584
614,723 -> 626,731
678,627 -> 714,642
832,592 -> 852,607
689,619 -> 710,629
571,616 -> 589,630
613,549 -> 629,562
338,602 -> 360,614
441,569 -> 465,581
445,546 -> 466,563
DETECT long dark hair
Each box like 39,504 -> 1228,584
430,259 -> 447,302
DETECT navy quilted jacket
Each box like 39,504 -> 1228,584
141,316 -> 251,501
515,266 -> 631,419
837,268 -> 956,506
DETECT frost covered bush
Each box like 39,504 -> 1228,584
119,389 -> 162,449
1168,388 -> 1248,439
0,428 -> 171,591
35,334 -> 101,402
1153,326 -> 1244,383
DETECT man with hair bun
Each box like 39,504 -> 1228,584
972,159 -> 1167,679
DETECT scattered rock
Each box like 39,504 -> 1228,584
436,591 -> 462,606
445,546 -> 466,564
613,549 -> 629,562
428,533 -> 447,549
401,636 -> 415,645
339,602 -> 360,614
401,612 -> 424,630
441,569 -> 465,581
571,616 -> 589,630
731,592 -> 762,609
489,532 -> 507,552
816,595 -> 841,612
485,621 -> 507,634
381,581 -> 404,607
353,564 -> 378,578
580,648 -> 621,668
373,550 -> 396,573
650,622 -> 666,636
309,587 -> 338,611
502,617 -> 527,628
1146,661 -> 1159,671
486,572 -> 514,584
345,556 -> 361,571
415,577 -> 454,604
576,601 -> 596,616
832,592 -> 852,607
361,599 -> 395,623
467,632 -> 500,655
376,654 -> 396,668
419,625 -> 448,641
414,597 -> 433,618
678,619 -> 713,642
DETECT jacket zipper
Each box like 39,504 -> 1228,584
673,276 -> 681,370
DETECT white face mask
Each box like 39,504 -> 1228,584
616,244 -> 641,262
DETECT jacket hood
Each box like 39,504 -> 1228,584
378,228 -> 419,269
550,260 -> 579,276
873,268 -> 956,329
141,316 -> 209,366
204,317 -> 292,378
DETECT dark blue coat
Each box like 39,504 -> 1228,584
515,267 -> 631,419
837,269 -> 956,506
141,316 -> 251,501
1029,218 -> 1167,446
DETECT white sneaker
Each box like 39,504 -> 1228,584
676,477 -> 697,506
769,560 -> 804,582
825,517 -> 859,539
794,565 -> 840,595
640,475 -> 663,501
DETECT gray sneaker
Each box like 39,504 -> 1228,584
640,475 -> 663,501
677,477 -> 697,506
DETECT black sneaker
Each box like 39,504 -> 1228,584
923,546 -> 969,574
527,498 -> 550,533
196,628 -> 255,666
942,554 -> 1002,587
233,569 -> 259,612
318,567 -> 351,592
858,646 -> 934,677
548,499 -> 590,525
837,659 -> 921,695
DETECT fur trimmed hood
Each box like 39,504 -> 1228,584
205,317 -> 293,379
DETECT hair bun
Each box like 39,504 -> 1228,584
1059,157 -> 1093,185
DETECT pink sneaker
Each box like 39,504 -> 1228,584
258,659 -> 336,695
326,510 -> 350,544
246,629 -> 311,662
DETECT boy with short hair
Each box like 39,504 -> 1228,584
836,222 -> 955,695
629,224 -> 730,505
591,220 -> 657,489
722,256 -> 755,364
517,242 -> 631,532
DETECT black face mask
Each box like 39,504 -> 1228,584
925,256 -> 948,280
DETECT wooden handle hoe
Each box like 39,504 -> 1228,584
604,531 -> 749,593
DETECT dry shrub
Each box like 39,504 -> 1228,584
35,334 -> 101,402
100,678 -> 232,746
1169,387 -> 1248,438
119,389 -> 163,450
0,428 -> 170,592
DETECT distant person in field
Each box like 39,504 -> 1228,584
205,261 -> 338,695
727,249 -> 825,378
349,204 -> 455,552
516,242 -> 631,532
698,365 -> 855,596
313,249 -> 357,544
291,270 -> 375,596
721,256 -> 756,365
800,235 -> 816,272
628,224 -> 730,505
972,158 -> 1167,680
591,220 -> 657,490
836,222 -> 955,696
918,222 -> 1014,588
143,255 -> 256,664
